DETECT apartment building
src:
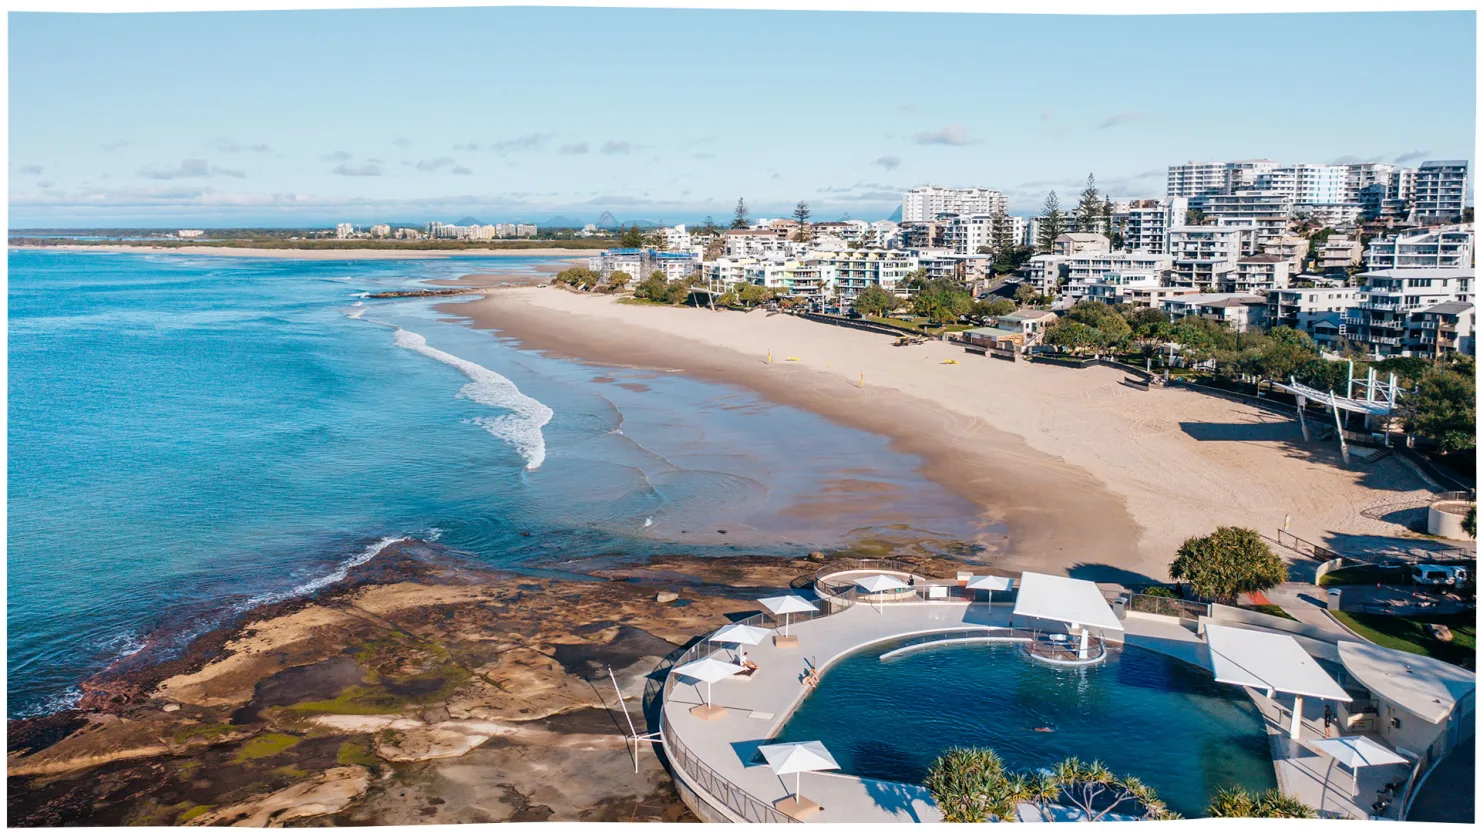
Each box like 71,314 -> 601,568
1160,293 -> 1269,332
902,186 -> 1007,222
1262,234 -> 1311,264
916,251 -> 993,284
1050,233 -> 1111,256
1114,197 -> 1188,254
941,213 -> 995,255
1266,286 -> 1363,346
1191,190 -> 1293,248
1023,254 -> 1069,295
591,248 -> 700,281
724,227 -> 797,258
369,224 -> 391,238
811,249 -> 920,302
1231,254 -> 1292,294
1167,226 -> 1252,289
335,223 -> 354,239
1412,161 -> 1469,222
899,220 -> 946,250
1345,268 -> 1474,355
1256,164 -> 1350,206
1405,302 -> 1475,359
1316,234 -> 1364,271
1166,160 -> 1276,198
1064,251 -> 1173,283
1365,228 -> 1474,270
1064,269 -> 1162,305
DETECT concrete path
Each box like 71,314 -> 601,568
1263,582 -> 1354,641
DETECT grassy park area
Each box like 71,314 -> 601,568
1330,610 -> 1476,669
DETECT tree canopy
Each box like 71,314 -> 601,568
910,278 -> 975,324
730,198 -> 750,230
1169,526 -> 1287,604
1036,191 -> 1067,252
1206,787 -> 1314,819
1403,365 -> 1477,453
853,285 -> 900,317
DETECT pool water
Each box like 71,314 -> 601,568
771,641 -> 1276,816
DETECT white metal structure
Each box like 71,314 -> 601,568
1308,736 -> 1410,794
757,740 -> 840,816
673,656 -> 744,714
1205,623 -> 1351,739
965,575 -> 1013,607
1012,572 -> 1123,659
757,595 -> 819,637
1272,360 -> 1406,464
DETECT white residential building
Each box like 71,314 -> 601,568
1050,233 -> 1110,257
1167,226 -> 1252,290
335,223 -> 354,239
1160,293 -> 1269,332
810,249 -> 920,302
1266,286 -> 1363,346
941,213 -> 996,255
1315,234 -> 1363,271
1365,228 -> 1474,270
176,229 -> 205,238
1404,302 -> 1475,359
1230,254 -> 1292,294
1022,254 -> 1069,295
902,186 -> 1008,222
1256,164 -> 1350,206
1114,197 -> 1187,254
1191,191 -> 1293,248
1345,268 -> 1474,355
369,224 -> 391,238
1167,160 -> 1278,198
1064,269 -> 1163,305
1412,161 -> 1469,222
1064,251 -> 1173,283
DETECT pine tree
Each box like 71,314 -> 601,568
1100,196 -> 1115,245
731,198 -> 750,230
793,200 -> 812,242
1075,173 -> 1101,234
1037,191 -> 1066,253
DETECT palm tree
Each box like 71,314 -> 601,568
1023,769 -> 1061,821
1053,758 -> 1170,821
924,747 -> 1024,823
1209,787 -> 1315,819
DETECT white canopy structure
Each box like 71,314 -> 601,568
1205,623 -> 1351,739
1337,640 -> 1476,725
710,622 -> 771,662
758,740 -> 840,818
673,656 -> 744,719
965,575 -> 1013,606
853,574 -> 909,593
1012,572 -> 1122,660
1308,736 -> 1410,794
758,595 -> 819,638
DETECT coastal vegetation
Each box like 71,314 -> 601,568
1205,786 -> 1315,818
1168,526 -> 1286,605
925,747 -> 1177,822
1328,610 -> 1476,670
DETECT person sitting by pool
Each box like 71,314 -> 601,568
802,666 -> 821,687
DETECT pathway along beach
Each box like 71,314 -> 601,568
443,285 -> 1435,582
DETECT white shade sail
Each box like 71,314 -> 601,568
854,574 -> 909,593
1337,640 -> 1476,724
1012,571 -> 1124,631
1205,624 -> 1352,701
709,623 -> 772,646
758,741 -> 841,775
673,656 -> 745,684
966,575 -> 1013,592
758,595 -> 819,615
1308,736 -> 1409,771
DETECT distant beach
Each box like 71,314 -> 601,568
444,285 -> 1436,582
8,243 -> 599,261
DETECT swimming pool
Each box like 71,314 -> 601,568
770,640 -> 1276,816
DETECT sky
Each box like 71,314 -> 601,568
9,8 -> 1477,228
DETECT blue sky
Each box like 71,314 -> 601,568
9,8 -> 1476,227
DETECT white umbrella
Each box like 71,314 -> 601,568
1309,736 -> 1410,795
854,574 -> 908,593
966,575 -> 1013,607
710,622 -> 772,662
758,595 -> 819,637
758,740 -> 840,816
674,656 -> 743,718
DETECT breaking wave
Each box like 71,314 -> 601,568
242,536 -> 407,608
391,328 -> 554,470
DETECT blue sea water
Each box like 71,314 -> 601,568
7,249 -> 984,718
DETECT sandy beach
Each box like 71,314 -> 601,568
9,243 -> 600,260
443,286 -> 1438,583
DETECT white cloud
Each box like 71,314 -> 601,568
332,163 -> 382,177
911,124 -> 975,146
874,155 -> 901,170
599,140 -> 631,155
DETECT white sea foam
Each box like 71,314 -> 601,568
392,328 -> 554,470
642,517 -> 653,528
345,307 -> 366,320
424,527 -> 444,542
243,536 -> 407,608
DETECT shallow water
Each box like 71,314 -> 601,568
8,250 -> 988,717
771,641 -> 1277,816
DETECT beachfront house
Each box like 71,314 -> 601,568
960,309 -> 1059,354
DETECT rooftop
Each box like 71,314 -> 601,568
1336,640 -> 1475,724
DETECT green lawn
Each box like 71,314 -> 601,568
1329,611 -> 1475,670
1317,564 -> 1412,588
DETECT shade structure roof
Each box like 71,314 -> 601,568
966,575 -> 1013,592
1011,571 -> 1123,631
1338,640 -> 1476,724
709,622 -> 772,646
854,574 -> 909,593
757,741 -> 840,775
1308,736 -> 1409,770
758,595 -> 819,615
1205,624 -> 1351,701
673,656 -> 745,684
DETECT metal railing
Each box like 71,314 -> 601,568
1124,592 -> 1212,621
1274,529 -> 1344,562
653,587 -> 859,823
1024,633 -> 1108,664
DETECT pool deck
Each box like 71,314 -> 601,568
660,600 -> 1208,823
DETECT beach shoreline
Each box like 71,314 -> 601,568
9,243 -> 599,260
439,285 -> 1436,582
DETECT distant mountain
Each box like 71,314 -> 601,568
596,211 -> 619,228
454,216 -> 483,227
886,204 -> 903,223
544,215 -> 580,228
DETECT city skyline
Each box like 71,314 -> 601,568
10,8 -> 1477,226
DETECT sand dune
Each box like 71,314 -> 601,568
446,286 -> 1436,582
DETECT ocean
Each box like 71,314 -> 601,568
7,249 -> 983,718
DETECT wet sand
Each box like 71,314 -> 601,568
439,286 -> 1436,583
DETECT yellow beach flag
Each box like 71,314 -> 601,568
1284,513 -> 1290,531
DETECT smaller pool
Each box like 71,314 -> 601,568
771,641 -> 1275,816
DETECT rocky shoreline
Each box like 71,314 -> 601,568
365,288 -> 491,299
7,538 -> 977,826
